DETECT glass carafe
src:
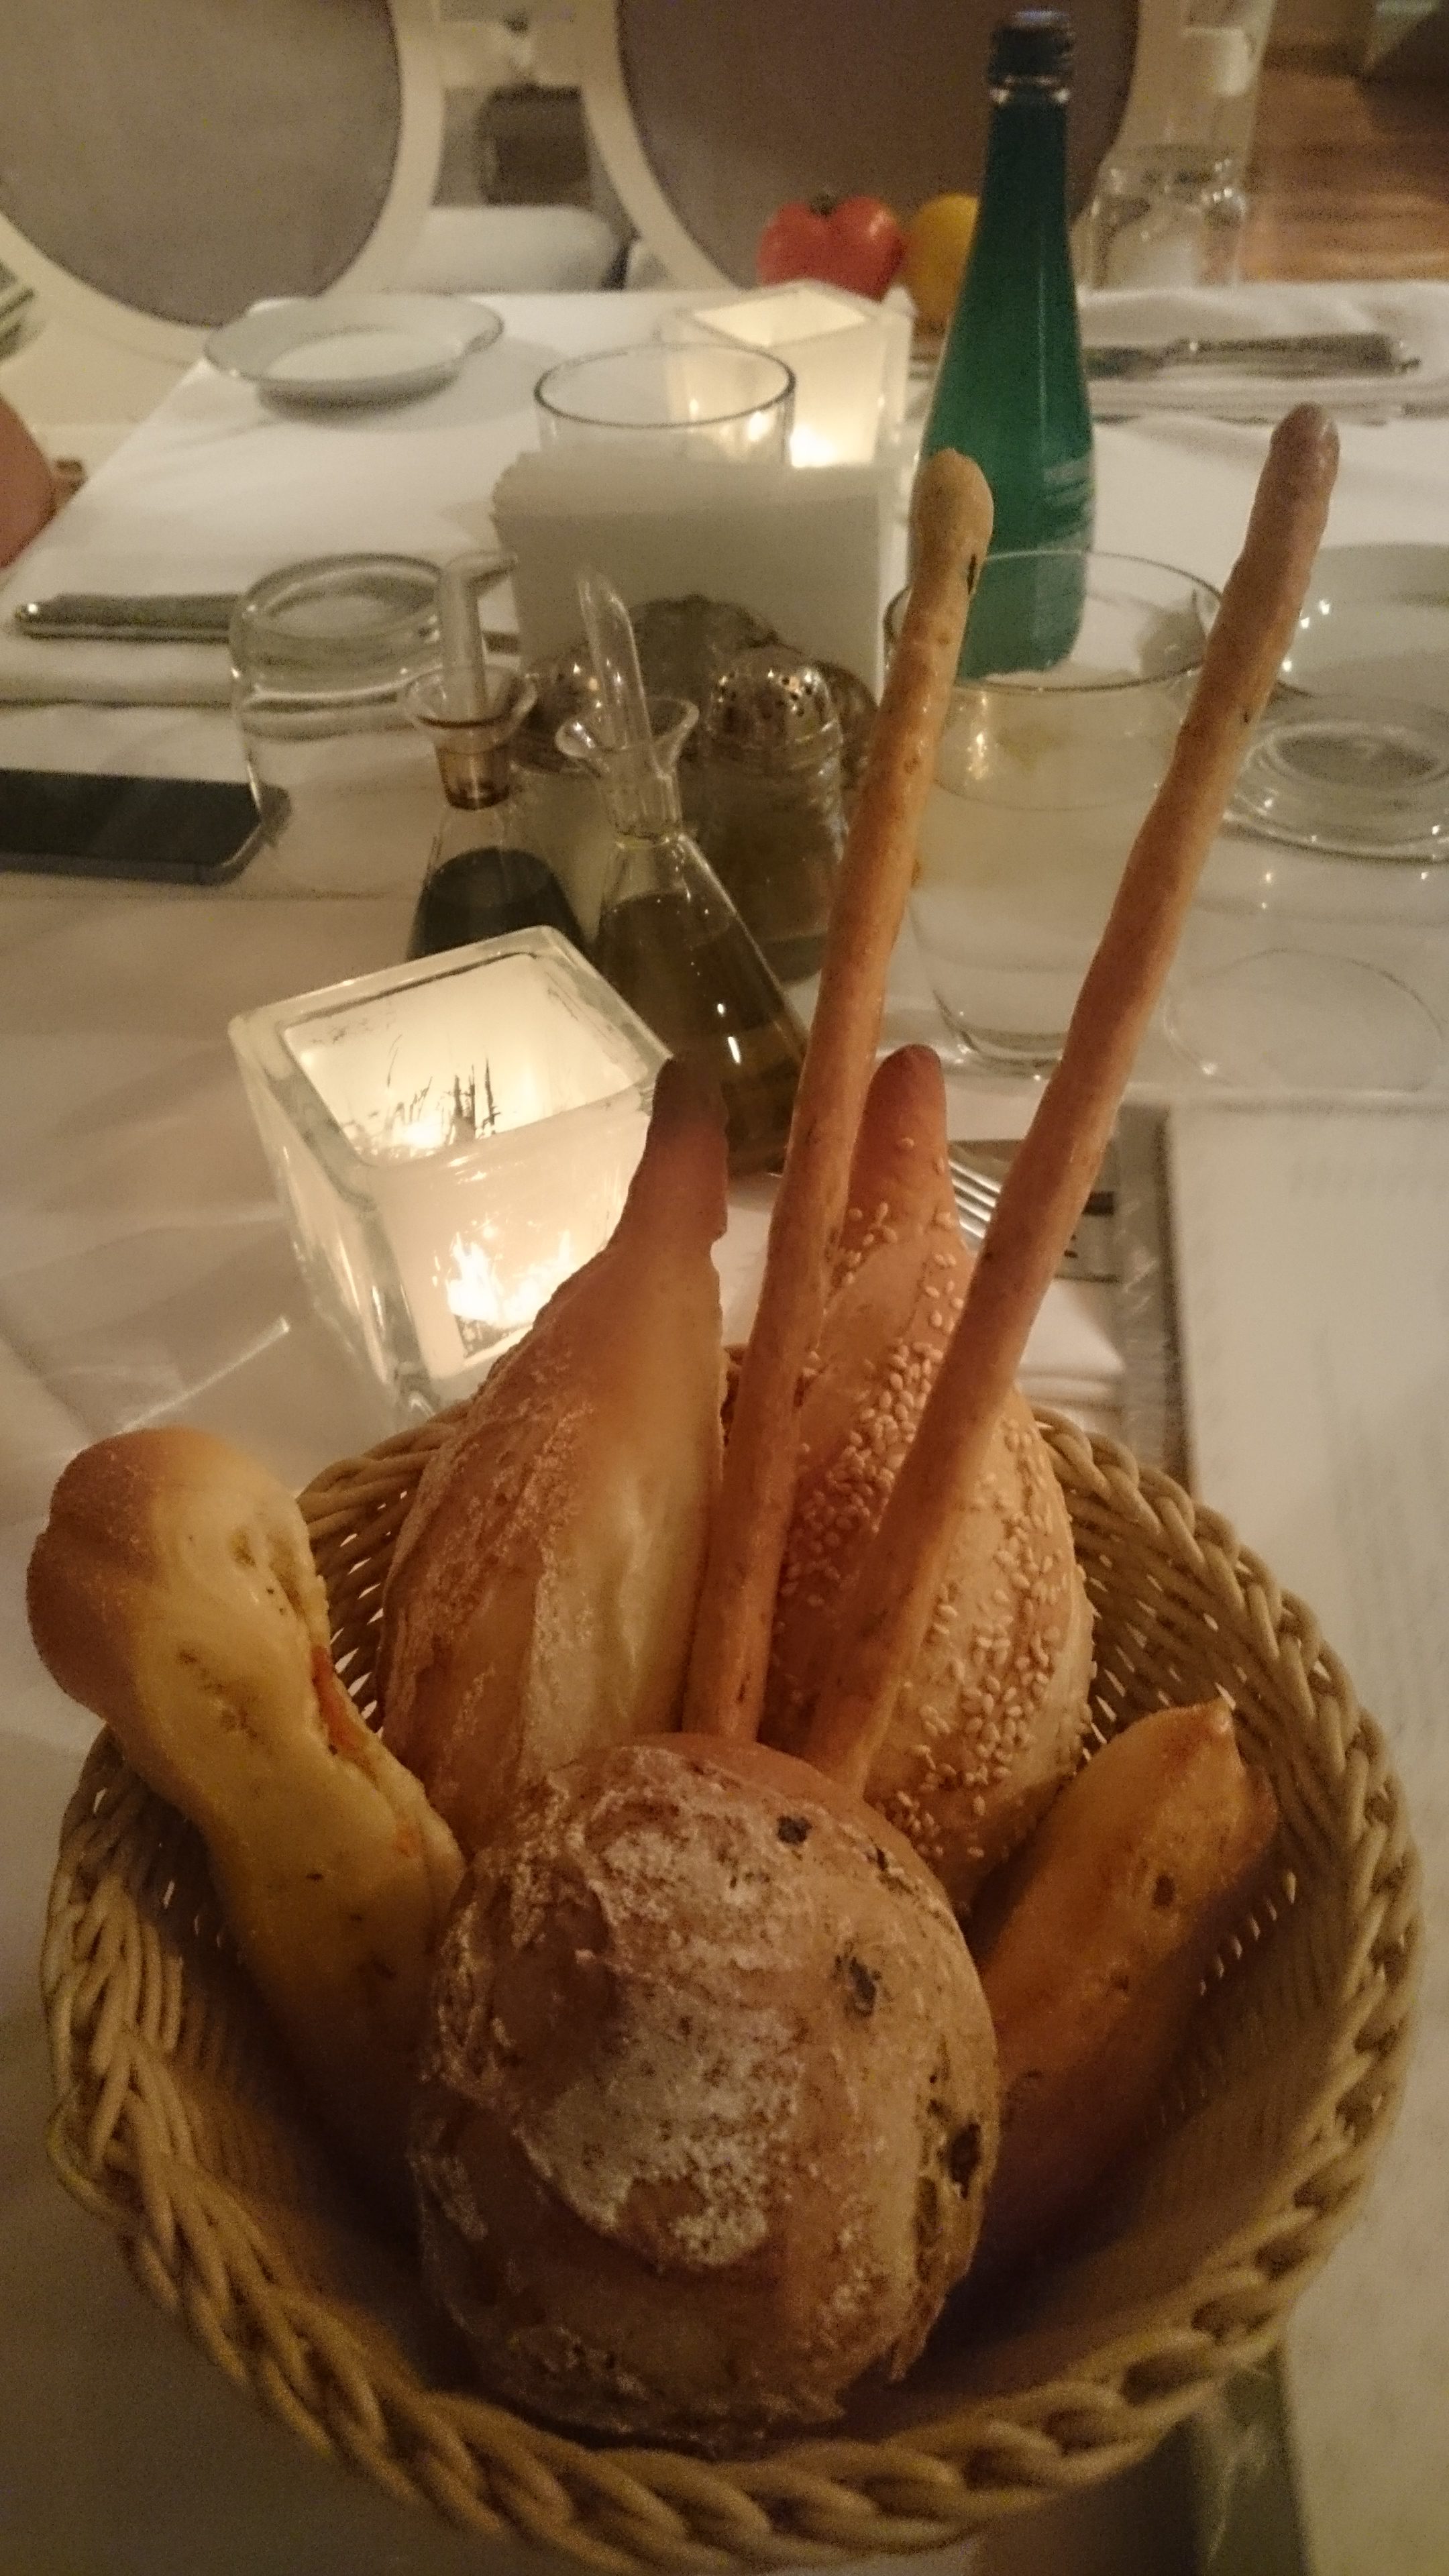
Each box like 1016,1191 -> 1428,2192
559,695 -> 806,1175
405,668 -> 582,960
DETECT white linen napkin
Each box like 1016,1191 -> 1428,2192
715,1176 -> 1124,1436
0,1333 -> 86,1525
1082,280 -> 1449,423
492,448 -> 895,689
0,547 -> 262,707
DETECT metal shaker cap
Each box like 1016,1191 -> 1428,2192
702,646 -> 844,767
516,643 -> 601,771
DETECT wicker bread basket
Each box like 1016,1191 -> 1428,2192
42,1411 -> 1419,2571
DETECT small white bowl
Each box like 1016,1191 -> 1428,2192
205,292 -> 503,409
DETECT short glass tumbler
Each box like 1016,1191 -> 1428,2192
229,929 -> 667,1418
888,551 -> 1218,1070
533,343 -> 794,463
230,553 -> 443,895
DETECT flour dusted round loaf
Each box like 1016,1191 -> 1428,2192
410,1733 -> 1000,2450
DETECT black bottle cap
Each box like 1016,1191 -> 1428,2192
988,9 -> 1075,84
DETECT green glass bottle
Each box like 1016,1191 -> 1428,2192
918,7 -> 1093,675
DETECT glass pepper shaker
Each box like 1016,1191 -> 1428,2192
696,647 -> 847,985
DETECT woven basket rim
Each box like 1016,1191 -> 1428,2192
40,1413 -> 1422,2572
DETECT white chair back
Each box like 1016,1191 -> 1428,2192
0,0 -> 444,361
571,0 -> 1140,288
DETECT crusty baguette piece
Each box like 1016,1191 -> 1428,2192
378,1061 -> 729,1858
828,1040 -> 961,1290
27,1427 -> 462,2192
805,409 -> 1340,1796
971,1698 -> 1279,2277
684,451 -> 994,1745
411,1732 -> 1000,2449
763,1049 -> 1091,1907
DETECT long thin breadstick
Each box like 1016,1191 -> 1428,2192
805,403 -> 1340,1792
683,449 -> 994,1741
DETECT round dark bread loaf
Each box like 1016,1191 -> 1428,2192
410,1733 -> 1000,2451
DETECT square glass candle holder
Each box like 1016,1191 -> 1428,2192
229,929 -> 667,1419
663,283 -> 909,468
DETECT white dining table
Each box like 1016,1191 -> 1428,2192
1,287 -> 1447,2576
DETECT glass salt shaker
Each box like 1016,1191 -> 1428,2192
696,647 -> 847,985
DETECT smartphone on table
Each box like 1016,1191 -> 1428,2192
0,767 -> 268,885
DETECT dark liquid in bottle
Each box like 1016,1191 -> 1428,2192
593,889 -> 805,1174
408,847 -> 582,960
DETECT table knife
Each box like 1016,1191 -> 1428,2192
13,592 -> 240,643
13,594 -> 518,651
1085,329 -> 1418,382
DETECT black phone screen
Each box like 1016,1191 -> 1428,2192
0,769 -> 266,884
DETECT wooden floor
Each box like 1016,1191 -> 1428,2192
1243,64 -> 1449,279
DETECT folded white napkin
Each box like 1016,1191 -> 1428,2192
1083,280 -> 1449,423
715,1177 -> 1124,1432
0,547 -> 259,707
492,448 -> 894,690
0,1332 -> 86,1524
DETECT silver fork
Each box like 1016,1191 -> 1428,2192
947,1139 -> 1120,1283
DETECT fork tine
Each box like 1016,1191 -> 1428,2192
949,1177 -> 1000,1238
948,1140 -> 1120,1281
946,1150 -> 1003,1233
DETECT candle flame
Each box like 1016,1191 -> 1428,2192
445,1228 -> 582,1351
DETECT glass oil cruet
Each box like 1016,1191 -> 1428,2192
405,550 -> 583,960
558,567 -> 806,1175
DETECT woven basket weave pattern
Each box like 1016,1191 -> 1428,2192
42,1416 -> 1419,2571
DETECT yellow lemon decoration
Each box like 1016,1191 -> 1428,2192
902,194 -> 979,329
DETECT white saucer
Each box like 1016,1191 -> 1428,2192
1280,543 -> 1449,713
205,293 -> 504,408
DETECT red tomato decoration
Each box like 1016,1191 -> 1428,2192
755,195 -> 906,301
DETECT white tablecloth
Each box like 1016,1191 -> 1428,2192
3,288 -> 1448,2576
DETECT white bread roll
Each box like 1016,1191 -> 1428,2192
27,1427 -> 462,2191
378,1062 -> 729,1858
763,1048 -> 1093,1910
410,1733 -> 999,2449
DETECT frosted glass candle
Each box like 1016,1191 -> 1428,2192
230,930 -> 667,1418
665,284 -> 905,468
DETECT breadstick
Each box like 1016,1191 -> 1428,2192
28,1428 -> 464,2196
806,404 -> 1340,1792
683,449 -> 994,1742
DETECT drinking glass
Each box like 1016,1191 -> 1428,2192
1163,690 -> 1449,1091
230,553 -> 442,895
533,343 -> 794,463
1081,145 -> 1248,289
888,551 -> 1218,1071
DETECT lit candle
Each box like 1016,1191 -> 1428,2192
231,930 -> 667,1418
667,284 -> 909,468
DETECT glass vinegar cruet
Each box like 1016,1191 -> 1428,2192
559,568 -> 806,1175
405,551 -> 582,960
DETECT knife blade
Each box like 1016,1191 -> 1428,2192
13,592 -> 241,643
12,593 -> 519,651
1085,329 -> 1418,382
